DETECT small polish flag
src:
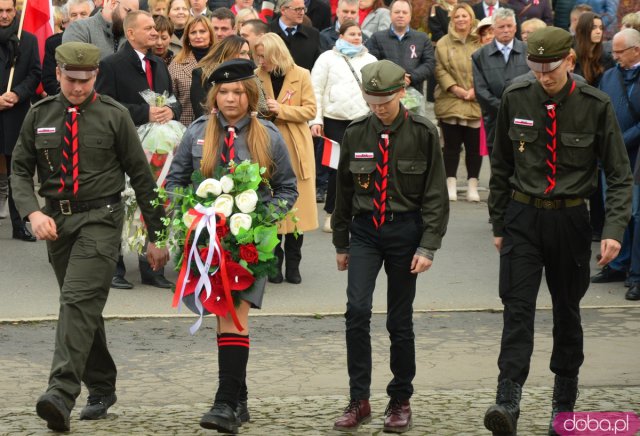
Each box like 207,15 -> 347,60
321,136 -> 340,169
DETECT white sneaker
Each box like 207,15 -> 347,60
0,198 -> 7,219
467,178 -> 480,202
323,214 -> 332,233
447,178 -> 457,202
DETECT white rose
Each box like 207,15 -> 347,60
220,175 -> 235,194
235,189 -> 259,214
229,213 -> 252,236
213,194 -> 234,217
195,178 -> 222,198
183,211 -> 196,228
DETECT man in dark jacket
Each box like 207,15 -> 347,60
319,0 -> 358,52
365,0 -> 435,95
472,7 -> 529,155
592,28 -> 640,300
96,10 -> 181,289
269,0 -> 321,71
0,0 -> 41,241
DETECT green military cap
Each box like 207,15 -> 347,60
526,26 -> 573,73
55,42 -> 100,79
360,60 -> 406,104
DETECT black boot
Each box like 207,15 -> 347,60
268,236 -> 284,283
139,256 -> 173,289
548,376 -> 578,435
484,379 -> 522,436
284,234 -> 303,284
200,402 -> 239,433
236,380 -> 250,424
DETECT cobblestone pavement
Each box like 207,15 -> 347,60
1,308 -> 639,435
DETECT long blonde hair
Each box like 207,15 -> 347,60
173,15 -> 214,64
200,78 -> 274,178
253,33 -> 295,75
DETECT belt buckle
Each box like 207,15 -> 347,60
59,200 -> 72,215
542,200 -> 555,210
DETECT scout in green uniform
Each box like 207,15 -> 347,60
485,27 -> 632,436
332,60 -> 449,434
10,42 -> 169,432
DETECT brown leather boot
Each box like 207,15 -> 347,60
383,398 -> 412,433
333,399 -> 371,431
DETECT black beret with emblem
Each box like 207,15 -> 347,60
360,60 -> 406,104
55,42 -> 100,79
210,59 -> 256,85
526,27 -> 573,73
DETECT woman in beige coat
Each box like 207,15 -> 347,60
434,3 -> 482,202
254,33 -> 318,284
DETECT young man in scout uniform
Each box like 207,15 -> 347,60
485,27 -> 632,436
11,42 -> 169,432
332,59 -> 449,433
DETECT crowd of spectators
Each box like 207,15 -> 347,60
2,0 -> 640,293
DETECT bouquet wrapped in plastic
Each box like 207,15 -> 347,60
121,91 -> 186,254
400,86 -> 426,117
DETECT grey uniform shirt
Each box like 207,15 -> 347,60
166,114 -> 298,212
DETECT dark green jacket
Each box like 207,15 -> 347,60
11,91 -> 165,242
332,105 -> 449,251
489,78 -> 632,241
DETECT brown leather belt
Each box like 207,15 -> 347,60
511,191 -> 584,210
47,194 -> 121,216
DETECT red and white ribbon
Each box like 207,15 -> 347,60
174,204 -> 223,334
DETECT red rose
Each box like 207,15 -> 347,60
199,246 -> 220,266
150,152 -> 167,168
239,244 -> 259,264
216,223 -> 229,239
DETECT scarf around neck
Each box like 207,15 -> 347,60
0,18 -> 20,68
336,38 -> 364,57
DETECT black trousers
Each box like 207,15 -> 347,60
497,200 -> 591,386
323,118 -> 351,215
4,154 -> 25,230
345,212 -> 422,401
440,122 -> 482,179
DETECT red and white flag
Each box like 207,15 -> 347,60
21,0 -> 54,63
321,136 -> 340,169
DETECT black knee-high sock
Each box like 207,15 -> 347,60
215,333 -> 249,409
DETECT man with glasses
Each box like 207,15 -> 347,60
593,28 -> 640,301
63,0 -> 139,60
269,0 -> 320,71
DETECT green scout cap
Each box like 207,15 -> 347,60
55,42 -> 100,79
360,60 -> 406,104
526,26 -> 573,73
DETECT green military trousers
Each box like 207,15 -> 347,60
44,200 -> 124,409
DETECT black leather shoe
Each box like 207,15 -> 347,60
268,271 -> 283,284
13,226 -> 36,242
79,393 -> 117,420
591,265 -> 626,283
200,403 -> 240,434
285,268 -> 301,284
236,400 -> 250,424
111,275 -> 134,289
36,392 -> 71,432
625,284 -> 640,301
141,274 -> 174,289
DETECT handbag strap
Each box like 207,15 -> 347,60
343,56 -> 362,87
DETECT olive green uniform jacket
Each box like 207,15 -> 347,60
11,92 -> 165,241
332,106 -> 449,252
488,78 -> 632,241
